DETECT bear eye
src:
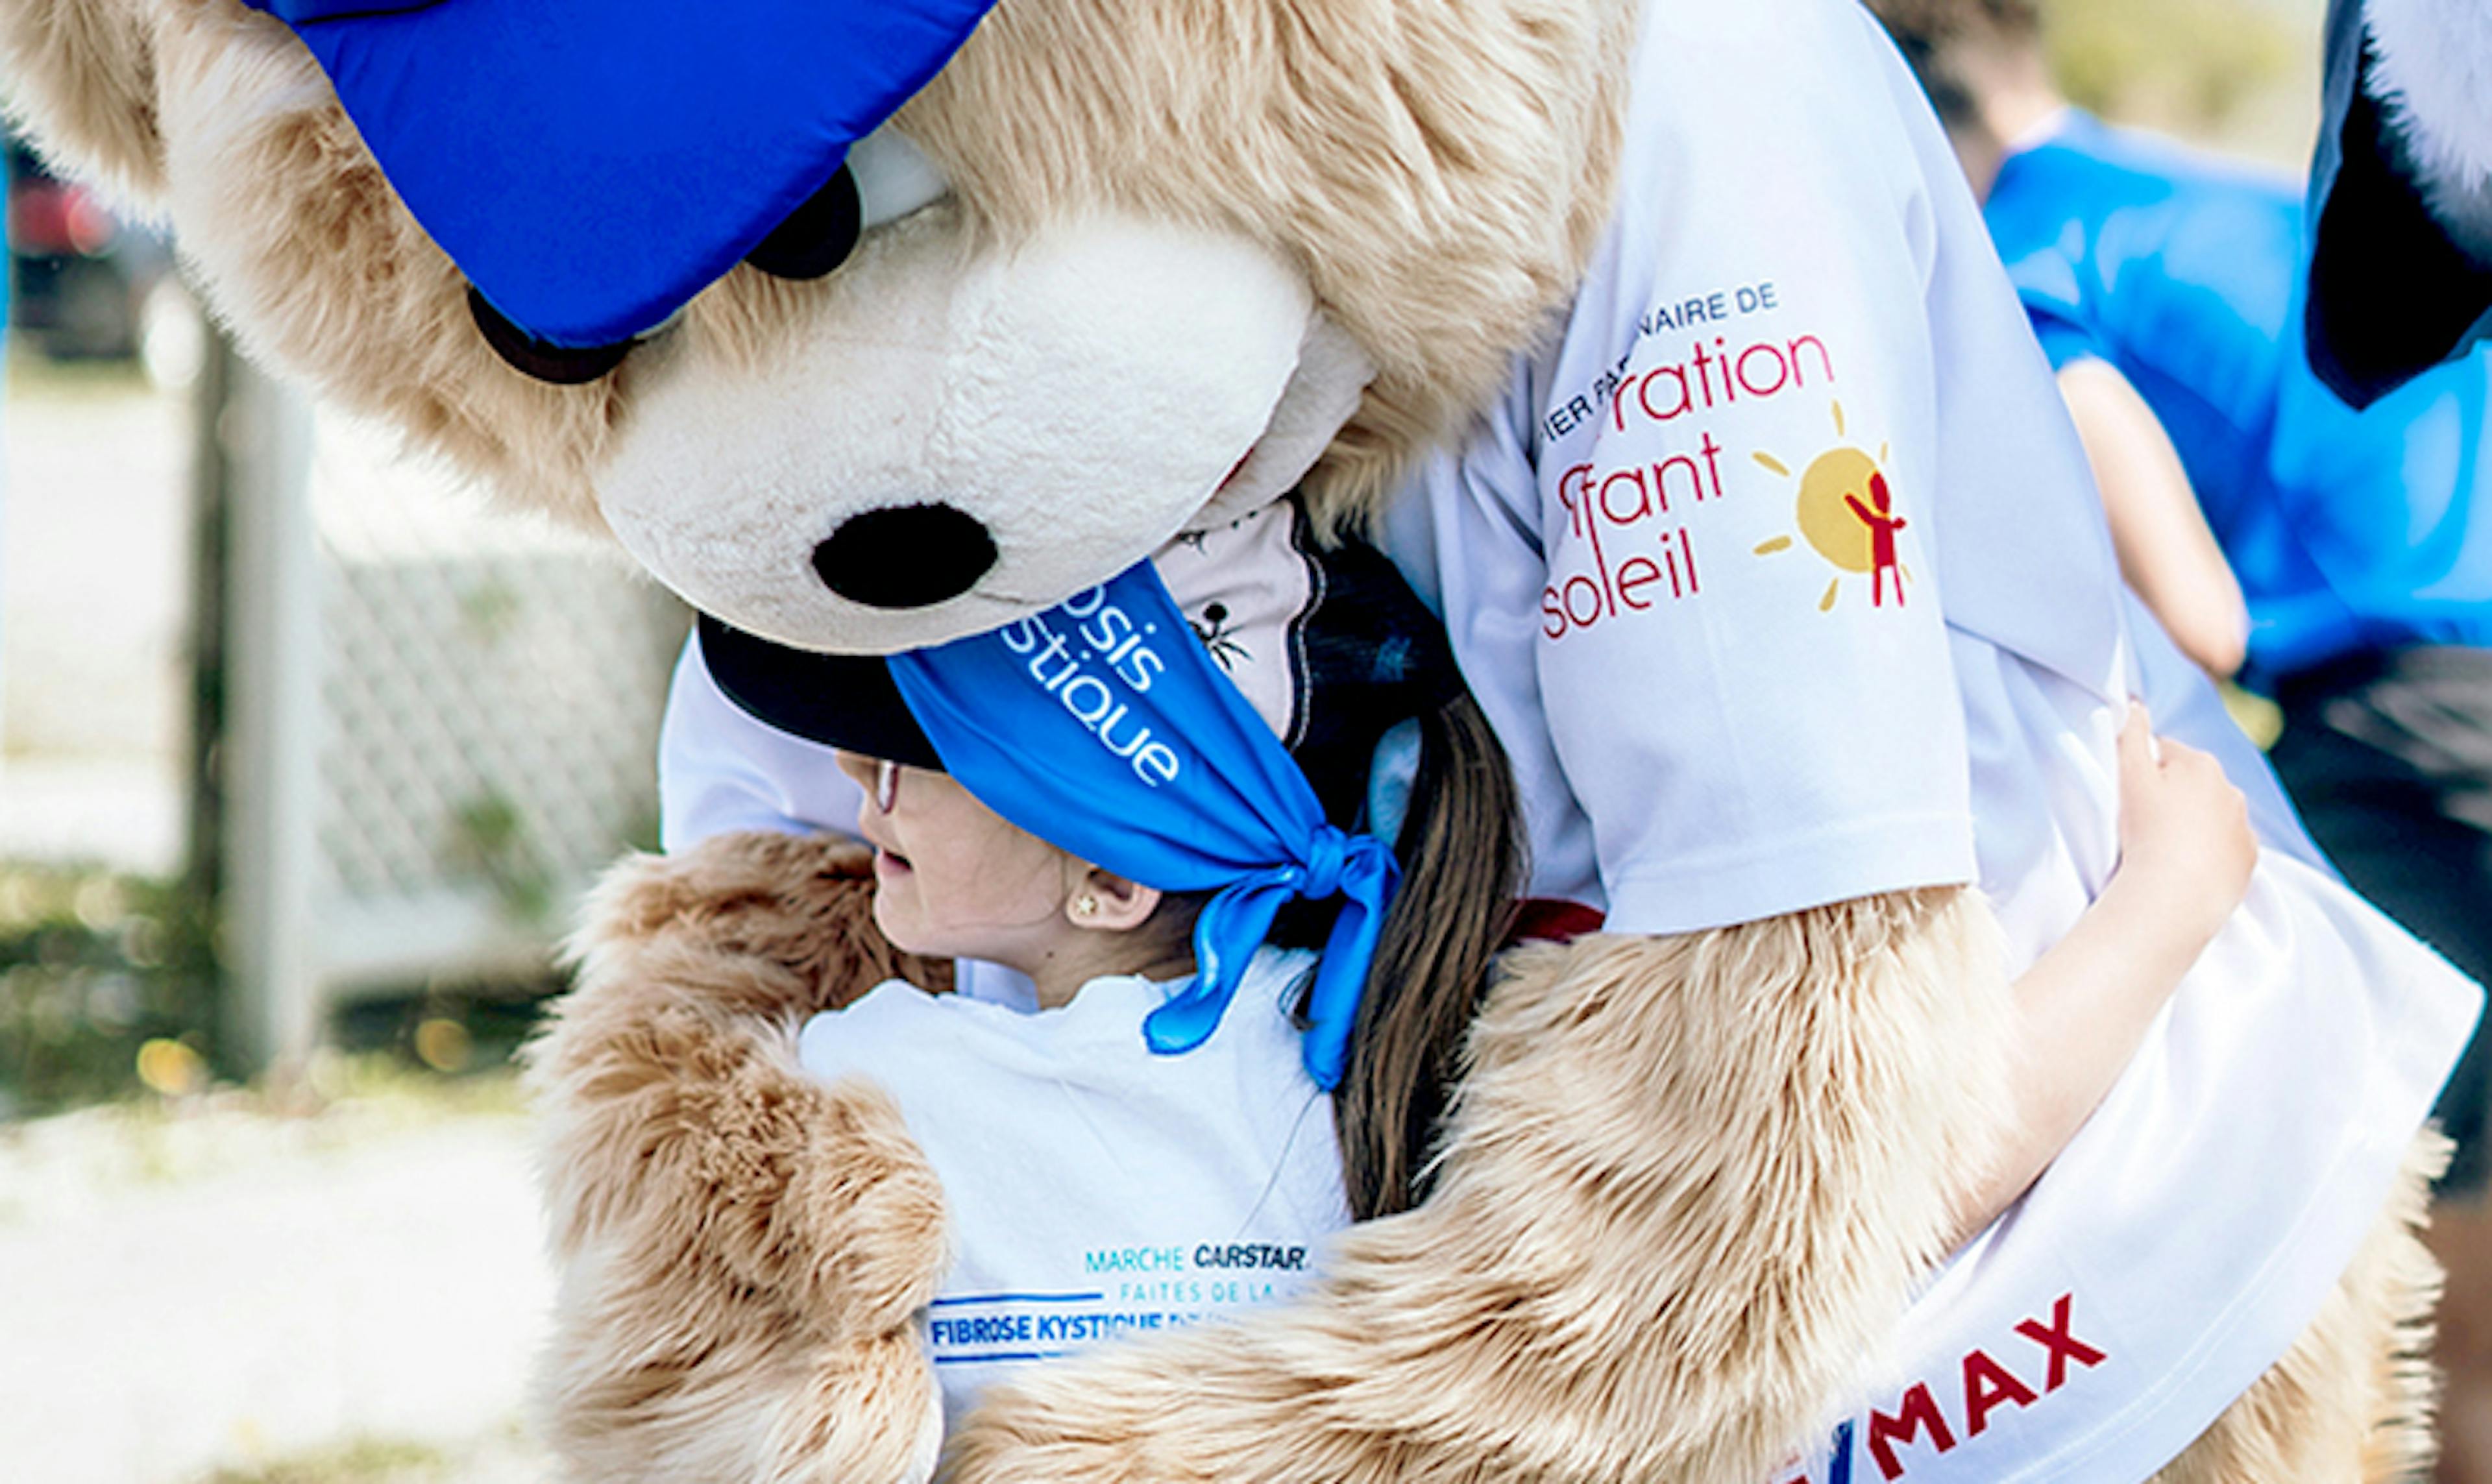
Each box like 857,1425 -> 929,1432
848,126 -> 949,230
746,166 -> 864,281
468,287 -> 636,384
745,125 -> 949,284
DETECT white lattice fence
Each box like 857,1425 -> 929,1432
317,548 -> 680,986
219,358 -> 684,1065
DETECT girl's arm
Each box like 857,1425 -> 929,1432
1949,703 -> 2258,1245
2058,358 -> 2251,679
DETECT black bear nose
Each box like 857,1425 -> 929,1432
812,504 -> 999,609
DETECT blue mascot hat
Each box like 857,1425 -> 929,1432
241,0 -> 999,350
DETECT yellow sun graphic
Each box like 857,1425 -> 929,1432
1751,402 -> 1911,611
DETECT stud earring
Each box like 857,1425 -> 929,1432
1073,894 -> 1101,919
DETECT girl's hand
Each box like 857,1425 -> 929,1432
2112,702 -> 2257,947
1958,709 -> 2257,1247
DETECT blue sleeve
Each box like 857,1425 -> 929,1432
2027,305 -> 2109,374
1985,188 -> 2112,372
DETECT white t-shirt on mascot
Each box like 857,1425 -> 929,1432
657,0 -> 2483,1477
795,945 -> 1347,1428
1378,2 -> 2480,1481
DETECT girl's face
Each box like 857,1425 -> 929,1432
833,751 -> 1079,965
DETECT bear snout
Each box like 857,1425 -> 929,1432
812,504 -> 1000,610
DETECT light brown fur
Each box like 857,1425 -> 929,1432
0,0 -> 162,196
5,0 -> 620,530
920,889 -> 2011,1483
1,0 -> 1637,536
899,0 -> 1639,524
526,833 -> 957,1483
5,2 -> 2456,1477
536,841 -> 2450,1483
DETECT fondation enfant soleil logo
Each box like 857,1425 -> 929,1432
1752,401 -> 1912,611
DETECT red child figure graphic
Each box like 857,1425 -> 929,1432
1844,471 -> 1907,607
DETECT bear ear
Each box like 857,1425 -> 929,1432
0,0 -> 167,203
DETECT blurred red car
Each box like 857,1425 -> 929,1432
7,137 -> 174,361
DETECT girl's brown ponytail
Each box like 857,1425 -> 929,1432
1332,692 -> 1526,1221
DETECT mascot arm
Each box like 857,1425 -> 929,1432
947,888 -> 2013,1484
528,832 -> 955,1484
0,0 -> 164,201
946,20 -> 2053,1476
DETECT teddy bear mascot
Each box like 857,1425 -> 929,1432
3,0 -> 2482,1479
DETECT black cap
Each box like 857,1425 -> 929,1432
698,500 -> 1463,831
698,613 -> 945,771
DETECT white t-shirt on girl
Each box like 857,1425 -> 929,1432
796,945 -> 1349,1428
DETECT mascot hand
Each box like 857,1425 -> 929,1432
946,887 -> 2011,1484
528,832 -> 954,1483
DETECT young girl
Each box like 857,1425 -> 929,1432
782,513 -> 2258,1427
785,510 -> 1527,1422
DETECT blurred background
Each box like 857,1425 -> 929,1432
0,1 -> 2343,1480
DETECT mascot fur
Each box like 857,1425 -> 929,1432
5,0 -> 2486,1479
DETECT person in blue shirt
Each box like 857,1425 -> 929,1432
1871,0 -> 2492,1195
1870,7 -> 2492,1471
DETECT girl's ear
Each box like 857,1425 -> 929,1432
1,0 -> 168,204
1068,868 -> 1162,934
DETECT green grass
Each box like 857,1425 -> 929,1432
0,860 -> 556,1121
206,1439 -> 448,1484
3,340 -> 156,400
0,864 -> 223,1117
200,1422 -> 544,1484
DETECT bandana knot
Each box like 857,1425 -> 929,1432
888,560 -> 1404,1091
1299,827 -> 1354,901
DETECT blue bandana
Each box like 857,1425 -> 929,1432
240,0 -> 998,346
888,561 -> 1400,1090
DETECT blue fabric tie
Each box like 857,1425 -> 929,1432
888,561 -> 1399,1089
